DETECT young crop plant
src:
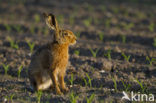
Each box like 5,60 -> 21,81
100,5 -> 106,11
75,32 -> 80,38
69,91 -> 79,103
34,14 -> 40,23
135,79 -> 148,93
2,63 -> 9,75
148,22 -> 155,32
30,25 -> 35,34
74,50 -> 80,56
86,73 -> 92,87
121,80 -> 131,92
86,93 -> 95,103
120,35 -> 126,43
124,22 -> 134,30
153,38 -> 156,47
57,15 -> 64,24
121,53 -> 131,62
36,90 -> 42,103
89,48 -> 99,58
10,94 -> 14,102
105,18 -> 111,28
4,24 -> 11,32
27,41 -> 35,53
83,17 -> 92,27
9,39 -> 19,49
112,77 -> 117,92
112,7 -> 119,14
98,32 -> 104,41
69,73 -> 74,85
17,65 -> 23,78
82,73 -> 92,87
14,25 -> 23,34
43,27 -> 49,36
4,94 -> 15,103
87,4 -> 94,12
146,56 -> 156,66
82,76 -> 88,87
104,49 -> 111,60
69,15 -> 75,25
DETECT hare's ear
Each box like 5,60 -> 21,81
43,13 -> 59,31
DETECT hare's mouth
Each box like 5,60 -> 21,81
71,39 -> 76,45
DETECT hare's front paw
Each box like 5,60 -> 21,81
62,87 -> 69,93
55,87 -> 63,95
56,89 -> 63,95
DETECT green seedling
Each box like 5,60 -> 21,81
83,17 -> 92,27
75,32 -> 80,38
4,94 -> 14,102
87,4 -> 94,12
104,49 -> 111,60
36,90 -> 42,103
124,23 -> 134,30
27,41 -> 35,53
69,74 -> 74,85
135,79 -> 147,93
91,66 -> 94,71
7,37 -> 19,49
69,15 -> 75,25
86,73 -> 92,87
121,35 -> 126,43
82,76 -> 88,87
4,24 -> 11,32
148,23 -> 155,32
112,77 -> 117,92
14,25 -> 23,33
146,56 -> 156,66
34,14 -> 40,23
82,73 -> 92,87
30,25 -> 35,34
121,53 -> 131,62
43,27 -> 49,36
89,48 -> 99,58
137,11 -> 146,19
74,50 -> 80,56
69,91 -> 79,103
153,38 -> 156,47
98,32 -> 104,41
112,7 -> 119,14
105,19 -> 111,28
100,5 -> 106,11
123,10 -> 129,17
17,65 -> 23,78
10,94 -> 14,102
57,15 -> 64,24
86,93 -> 95,103
121,80 -> 131,92
2,64 -> 9,75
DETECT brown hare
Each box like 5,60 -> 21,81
28,13 -> 76,95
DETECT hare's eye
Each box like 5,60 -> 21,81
64,33 -> 68,36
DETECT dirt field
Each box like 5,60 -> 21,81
0,0 -> 156,103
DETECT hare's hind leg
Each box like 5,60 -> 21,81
34,72 -> 52,91
32,73 -> 43,91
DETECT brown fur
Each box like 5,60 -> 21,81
28,13 -> 76,95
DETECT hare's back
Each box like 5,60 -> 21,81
28,44 -> 51,74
